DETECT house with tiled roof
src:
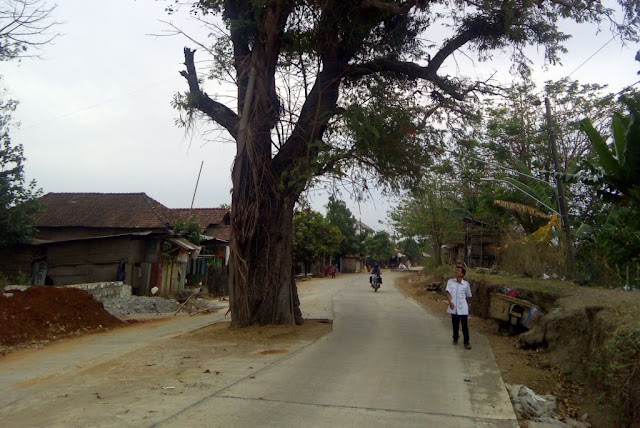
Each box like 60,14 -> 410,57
33,193 -> 178,240
2,193 -> 201,297
172,207 -> 231,296
172,208 -> 231,243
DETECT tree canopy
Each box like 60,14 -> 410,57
390,177 -> 463,265
364,231 -> 395,263
168,0 -> 640,326
293,207 -> 342,273
325,196 -> 361,257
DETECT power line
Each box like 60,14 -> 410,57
566,34 -> 618,78
16,75 -> 177,131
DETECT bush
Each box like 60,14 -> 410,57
497,235 -> 570,279
0,271 -> 31,291
421,260 -> 454,282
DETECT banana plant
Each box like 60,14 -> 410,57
497,159 -> 560,217
558,95 -> 640,209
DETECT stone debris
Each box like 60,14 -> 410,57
101,294 -> 180,316
506,384 -> 591,427
506,384 -> 557,418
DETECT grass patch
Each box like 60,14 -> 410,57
467,271 -> 571,294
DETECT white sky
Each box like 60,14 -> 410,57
1,0 -> 638,233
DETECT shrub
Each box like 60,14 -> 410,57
497,234 -> 570,279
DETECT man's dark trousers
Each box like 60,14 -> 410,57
451,314 -> 469,344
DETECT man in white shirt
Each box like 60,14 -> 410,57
446,266 -> 472,349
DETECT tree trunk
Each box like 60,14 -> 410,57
433,241 -> 442,266
228,185 -> 303,327
227,97 -> 303,327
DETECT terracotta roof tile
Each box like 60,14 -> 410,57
172,208 -> 230,230
34,193 -> 177,229
207,225 -> 231,242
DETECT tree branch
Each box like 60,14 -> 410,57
359,0 -> 429,14
345,58 -> 465,101
180,48 -> 239,140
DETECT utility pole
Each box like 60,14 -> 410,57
545,97 -> 573,275
190,161 -> 204,213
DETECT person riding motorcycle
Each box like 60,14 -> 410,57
370,263 -> 382,287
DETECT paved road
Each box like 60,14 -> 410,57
155,271 -> 518,427
0,272 -> 517,427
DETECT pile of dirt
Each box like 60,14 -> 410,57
1,286 -> 124,347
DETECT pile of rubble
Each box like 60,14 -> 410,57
101,294 -> 180,317
506,384 -> 590,427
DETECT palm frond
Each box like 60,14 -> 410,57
493,200 -> 550,219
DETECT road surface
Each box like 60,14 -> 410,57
0,271 -> 518,427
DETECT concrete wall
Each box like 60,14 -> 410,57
341,256 -> 362,273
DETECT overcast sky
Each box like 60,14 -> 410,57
2,0 -> 638,232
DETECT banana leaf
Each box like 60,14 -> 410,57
580,118 -> 622,179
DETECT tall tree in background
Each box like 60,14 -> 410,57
390,178 -> 463,265
0,0 -> 58,248
451,79 -> 624,231
325,196 -> 361,259
364,231 -> 395,263
398,237 -> 420,264
293,208 -> 342,275
171,0 -> 640,327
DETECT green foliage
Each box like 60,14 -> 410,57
0,270 -> 31,290
336,80 -> 441,190
398,237 -> 420,263
293,207 -> 343,271
173,215 -> 202,245
389,178 -> 464,265
0,99 -> 42,248
568,95 -> 640,209
364,231 -> 395,262
421,261 -> 454,283
470,79 -> 622,229
574,205 -> 640,287
0,1 -> 59,61
598,328 -> 640,425
325,196 -> 361,257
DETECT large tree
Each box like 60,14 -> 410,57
389,178 -> 463,265
172,0 -> 640,327
364,231 -> 395,263
293,207 -> 342,275
325,196 -> 361,258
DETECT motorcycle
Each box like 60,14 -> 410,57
371,274 -> 381,292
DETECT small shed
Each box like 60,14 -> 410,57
341,255 -> 364,273
446,217 -> 499,268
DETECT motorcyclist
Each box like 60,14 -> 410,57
370,263 -> 382,286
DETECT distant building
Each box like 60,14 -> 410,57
354,220 -> 375,238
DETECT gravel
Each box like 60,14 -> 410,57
101,295 -> 180,316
